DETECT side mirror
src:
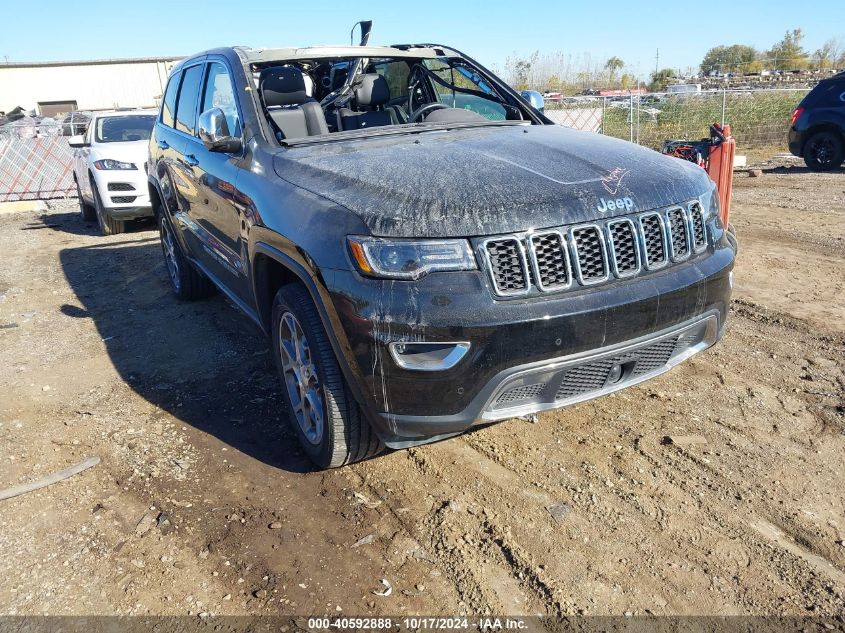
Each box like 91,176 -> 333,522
68,135 -> 87,148
198,108 -> 242,153
520,90 -> 545,113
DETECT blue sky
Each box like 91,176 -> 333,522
2,0 -> 843,77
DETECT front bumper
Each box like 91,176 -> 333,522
92,170 -> 152,219
324,229 -> 735,447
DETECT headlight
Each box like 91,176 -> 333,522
94,159 -> 136,170
698,186 -> 720,224
347,236 -> 477,280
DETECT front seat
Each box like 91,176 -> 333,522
259,66 -> 328,140
338,74 -> 398,131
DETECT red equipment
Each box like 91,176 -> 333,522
661,123 -> 735,227
705,124 -> 735,228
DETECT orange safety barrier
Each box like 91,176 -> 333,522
705,124 -> 735,228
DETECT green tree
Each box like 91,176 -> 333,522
700,44 -> 758,75
649,68 -> 675,92
814,38 -> 842,69
605,56 -> 624,82
767,29 -> 809,69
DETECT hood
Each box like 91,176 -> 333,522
90,140 -> 150,168
274,124 -> 713,238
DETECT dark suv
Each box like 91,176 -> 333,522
147,44 -> 736,468
789,71 -> 845,170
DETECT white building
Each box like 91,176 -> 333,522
0,56 -> 181,115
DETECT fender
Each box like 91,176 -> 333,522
147,175 -> 165,219
251,242 -> 377,425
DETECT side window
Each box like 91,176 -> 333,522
423,59 -> 506,121
201,62 -> 241,136
175,64 -> 204,135
161,71 -> 181,127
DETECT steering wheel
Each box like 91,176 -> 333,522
408,102 -> 449,123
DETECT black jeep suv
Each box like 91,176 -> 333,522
789,71 -> 845,171
147,43 -> 736,468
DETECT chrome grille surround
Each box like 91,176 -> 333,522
688,202 -> 708,253
569,224 -> 609,286
666,206 -> 691,262
605,218 -> 641,278
481,236 -> 530,297
480,201 -> 709,298
637,211 -> 669,271
527,230 -> 572,292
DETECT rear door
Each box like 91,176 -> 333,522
151,67 -> 190,228
161,62 -> 206,257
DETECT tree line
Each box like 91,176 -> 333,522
501,29 -> 843,94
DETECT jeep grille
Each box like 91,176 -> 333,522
480,201 -> 709,298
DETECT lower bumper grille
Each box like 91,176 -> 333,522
486,313 -> 719,419
110,195 -> 137,203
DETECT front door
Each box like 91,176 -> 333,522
179,60 -> 250,304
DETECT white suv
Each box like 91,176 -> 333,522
69,110 -> 157,235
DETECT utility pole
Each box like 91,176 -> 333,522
655,49 -> 659,75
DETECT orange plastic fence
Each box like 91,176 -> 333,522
706,124 -> 735,227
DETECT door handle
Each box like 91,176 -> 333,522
157,140 -> 169,150
183,154 -> 199,167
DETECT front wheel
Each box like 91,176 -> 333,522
803,130 -> 844,171
271,284 -> 383,468
91,180 -> 124,235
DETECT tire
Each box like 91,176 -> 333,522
76,179 -> 96,222
158,213 -> 217,300
91,179 -> 125,235
803,130 -> 844,171
271,283 -> 383,468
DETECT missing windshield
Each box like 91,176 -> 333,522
253,52 -> 533,144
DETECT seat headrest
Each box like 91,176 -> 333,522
260,66 -> 308,107
355,74 -> 390,107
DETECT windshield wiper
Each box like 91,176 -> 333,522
279,120 -> 528,147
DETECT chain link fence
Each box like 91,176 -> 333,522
0,90 -> 808,202
545,88 -> 808,152
0,113 -> 91,202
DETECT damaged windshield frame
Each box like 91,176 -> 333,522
251,51 -> 538,145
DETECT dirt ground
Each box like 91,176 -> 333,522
0,155 -> 843,618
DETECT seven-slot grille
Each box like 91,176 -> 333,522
482,202 -> 708,297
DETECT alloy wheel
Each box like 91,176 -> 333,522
160,219 -> 181,292
278,311 -> 325,445
809,137 -> 834,166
